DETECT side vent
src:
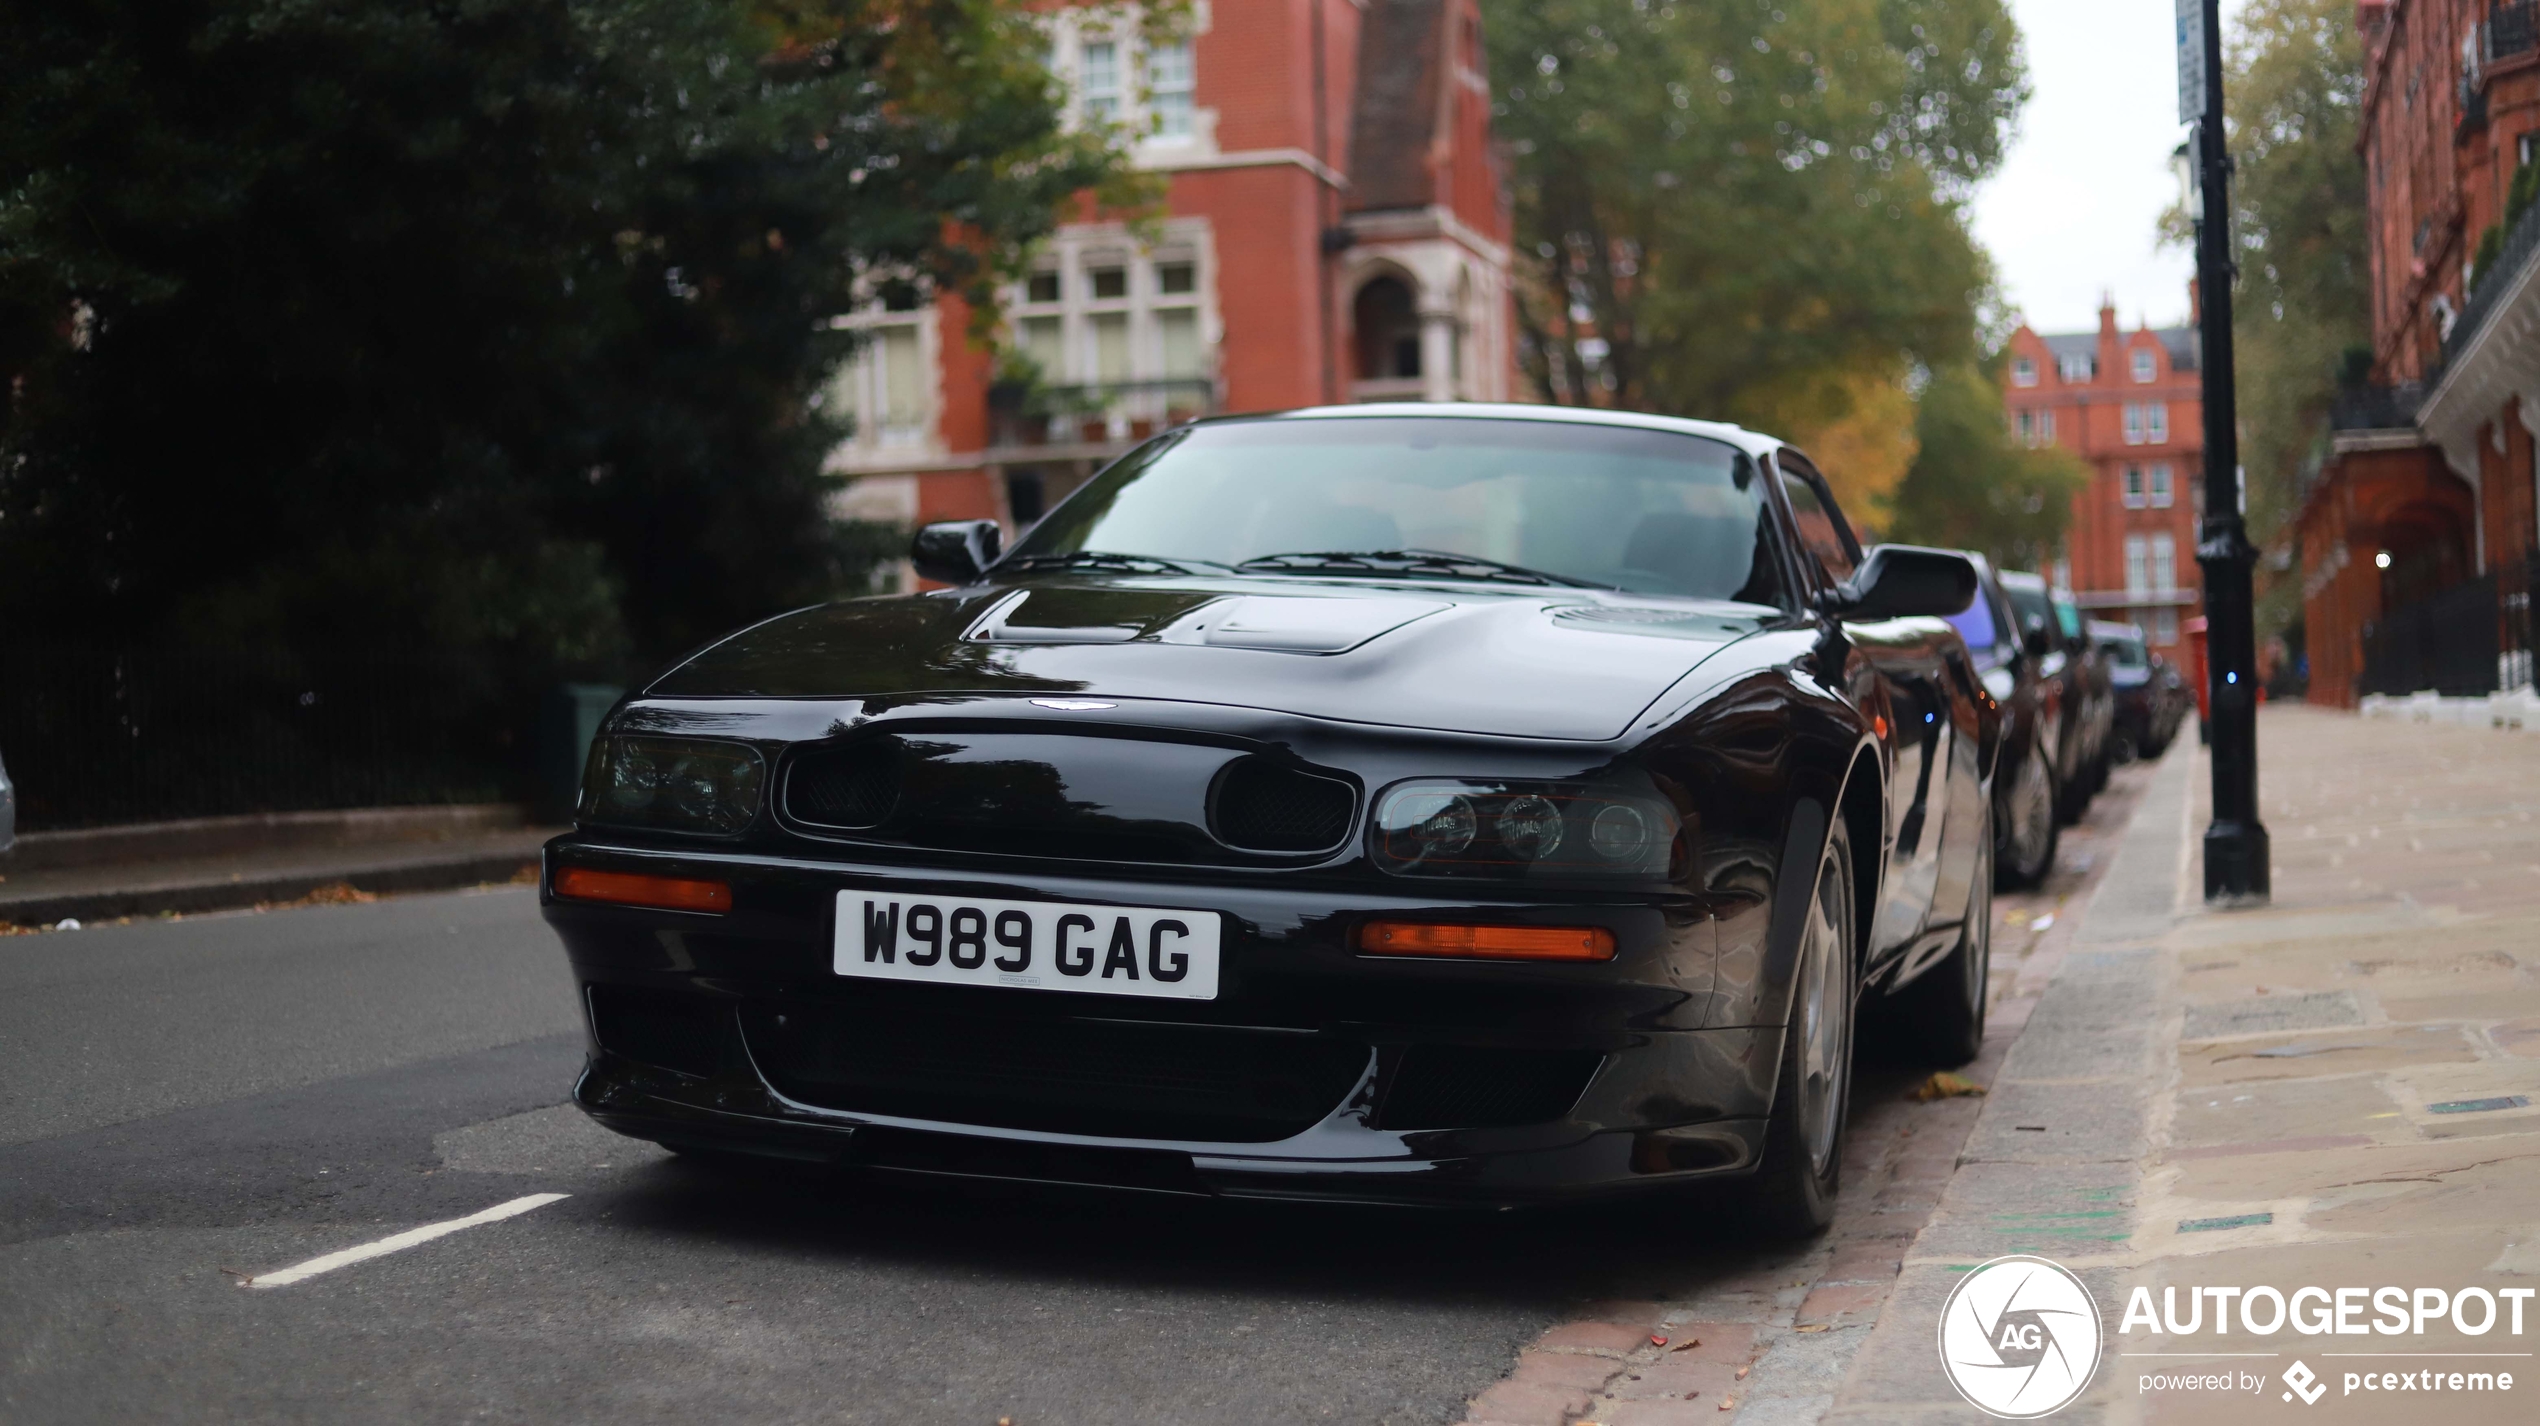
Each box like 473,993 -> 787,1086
1211,758 -> 1355,853
787,740 -> 902,829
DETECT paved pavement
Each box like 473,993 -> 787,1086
0,761 -> 2164,1424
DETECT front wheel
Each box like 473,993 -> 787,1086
1740,821 -> 1858,1239
1996,747 -> 2058,889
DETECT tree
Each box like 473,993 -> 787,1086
0,0 -> 1128,673
1887,357 -> 2086,569
1482,0 -> 2027,470
2186,0 -> 2368,636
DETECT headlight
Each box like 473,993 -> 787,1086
1372,778 -> 1683,880
581,735 -> 765,835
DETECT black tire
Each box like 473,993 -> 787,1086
1995,745 -> 2058,889
1886,806 -> 1991,1067
1740,820 -> 1858,1240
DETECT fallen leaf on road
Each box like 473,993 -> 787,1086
1912,1071 -> 1987,1101
1735,1366 -> 1750,1380
1670,1338 -> 1703,1352
1650,1334 -> 1668,1347
1719,1400 -> 1735,1411
1796,1324 -> 1830,1333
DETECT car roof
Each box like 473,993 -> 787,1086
1210,402 -> 1786,460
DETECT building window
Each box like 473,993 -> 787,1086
2123,404 -> 2144,444
2059,352 -> 2095,382
2012,408 -> 2055,447
1008,243 -> 1212,393
2011,356 -> 2038,387
1079,40 -> 1122,125
2125,534 -> 2149,596
2052,558 -> 2072,591
827,301 -> 934,453
2132,349 -> 2156,383
2123,466 -> 2146,508
2148,403 -> 2168,443
1147,40 -> 1195,141
2150,464 -> 2174,508
2521,132 -> 2536,169
2151,608 -> 2179,645
2151,532 -> 2177,592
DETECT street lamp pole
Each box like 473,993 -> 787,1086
2187,0 -> 2270,904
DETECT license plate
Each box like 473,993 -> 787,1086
833,892 -> 1221,1001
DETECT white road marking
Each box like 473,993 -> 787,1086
246,1192 -> 568,1289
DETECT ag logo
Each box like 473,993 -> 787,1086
1937,1254 -> 2104,1418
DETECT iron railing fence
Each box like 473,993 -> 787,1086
0,644 -> 559,831
2492,2 -> 2539,63
2359,550 -> 2540,699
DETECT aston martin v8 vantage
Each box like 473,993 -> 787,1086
541,405 -> 2000,1232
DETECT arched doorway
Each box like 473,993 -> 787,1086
1352,276 -> 1423,388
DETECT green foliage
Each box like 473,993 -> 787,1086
2206,0 -> 2368,637
0,0 -> 1124,673
2475,224 -> 2506,285
1483,0 -> 2025,443
2510,154 -> 2540,229
1886,359 -> 2086,569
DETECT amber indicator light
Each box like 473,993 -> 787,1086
553,866 -> 733,914
1358,921 -> 1616,962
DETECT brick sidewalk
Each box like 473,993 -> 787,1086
1451,750 -> 2175,1426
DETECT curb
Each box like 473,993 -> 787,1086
1820,736 -> 2194,1419
2,803 -> 531,872
0,847 -> 545,927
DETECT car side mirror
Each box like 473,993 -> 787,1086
2020,613 -> 2054,659
911,519 -> 1003,585
1824,545 -> 1979,621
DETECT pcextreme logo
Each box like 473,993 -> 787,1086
1938,1255 -> 2105,1419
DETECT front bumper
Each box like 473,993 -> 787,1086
544,837 -> 1781,1206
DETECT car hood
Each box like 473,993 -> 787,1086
651,577 -> 1772,741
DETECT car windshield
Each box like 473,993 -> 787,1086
2052,597 -> 2082,637
1008,416 -> 1783,602
2001,579 -> 2053,632
2104,636 -> 2148,668
1946,590 -> 2000,654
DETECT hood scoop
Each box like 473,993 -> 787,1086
969,589 -> 1446,655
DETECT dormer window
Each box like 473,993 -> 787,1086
2132,349 -> 2156,383
2011,356 -> 2038,387
2058,352 -> 2095,381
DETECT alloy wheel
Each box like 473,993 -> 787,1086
1792,850 -> 1853,1176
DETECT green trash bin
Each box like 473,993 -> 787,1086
539,683 -> 624,824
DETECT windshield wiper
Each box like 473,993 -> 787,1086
999,550 -> 1198,576
1234,549 -> 1610,589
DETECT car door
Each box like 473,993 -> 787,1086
1773,452 -> 1973,965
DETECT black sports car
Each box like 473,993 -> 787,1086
541,406 -> 1999,1232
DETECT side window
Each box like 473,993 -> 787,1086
1776,455 -> 1860,584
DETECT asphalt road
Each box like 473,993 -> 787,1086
0,887 -> 1680,1425
0,785 -> 2139,1426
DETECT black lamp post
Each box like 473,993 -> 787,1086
2185,0 -> 2271,904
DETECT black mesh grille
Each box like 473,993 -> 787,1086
744,1003 -> 1371,1142
1375,1045 -> 1605,1130
588,986 -> 741,1078
1211,758 -> 1355,852
787,741 -> 901,828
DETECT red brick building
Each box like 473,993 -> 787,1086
826,0 -> 1517,579
1999,297 -> 2206,649
2296,0 -> 2540,704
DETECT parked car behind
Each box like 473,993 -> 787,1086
2052,586 -> 2115,806
1947,555 -> 2061,888
2092,620 -> 2188,763
0,746 -> 14,856
1996,571 -> 2107,823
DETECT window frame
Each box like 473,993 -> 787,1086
1771,448 -> 1863,596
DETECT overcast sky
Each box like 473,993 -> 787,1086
1968,0 -> 2251,337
